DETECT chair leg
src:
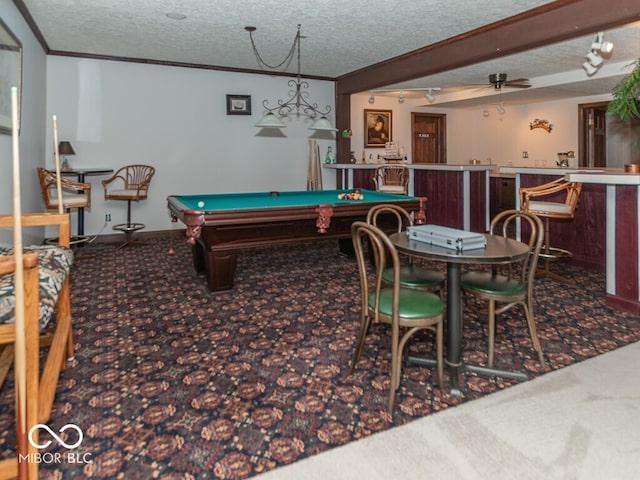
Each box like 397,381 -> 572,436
350,314 -> 371,373
536,217 -> 575,284
391,324 -> 443,414
523,301 -> 546,368
436,322 -> 444,390
66,320 -> 75,361
113,200 -> 146,249
536,257 -> 576,284
388,324 -> 400,415
487,300 -> 496,368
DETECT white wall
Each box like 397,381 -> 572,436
46,56 -> 337,235
0,0 -> 48,244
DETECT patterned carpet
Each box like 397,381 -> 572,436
1,232 -> 639,479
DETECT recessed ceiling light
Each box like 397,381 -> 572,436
166,13 -> 187,20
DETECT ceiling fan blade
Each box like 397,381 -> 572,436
504,82 -> 531,89
504,78 -> 531,88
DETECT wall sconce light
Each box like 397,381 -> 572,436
497,104 -> 506,115
368,92 -> 375,104
582,31 -> 614,76
483,107 -> 490,117
398,92 -> 405,104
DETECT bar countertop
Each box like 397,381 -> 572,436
498,166 -> 640,185
322,163 -> 495,172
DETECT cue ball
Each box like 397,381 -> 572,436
197,201 -> 205,208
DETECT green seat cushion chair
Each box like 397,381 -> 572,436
382,264 -> 444,289
461,271 -> 526,297
370,288 -> 444,319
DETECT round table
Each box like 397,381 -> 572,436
390,231 -> 530,392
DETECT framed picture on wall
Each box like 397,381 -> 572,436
364,109 -> 392,147
226,94 -> 251,115
0,18 -> 22,134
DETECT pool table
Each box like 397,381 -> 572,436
167,189 -> 426,292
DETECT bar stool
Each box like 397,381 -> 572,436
102,165 -> 155,248
520,178 -> 582,283
37,167 -> 91,246
373,165 -> 409,195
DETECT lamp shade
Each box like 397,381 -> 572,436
58,141 -> 75,155
309,116 -> 337,131
255,113 -> 286,128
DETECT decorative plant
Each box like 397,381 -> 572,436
607,59 -> 640,121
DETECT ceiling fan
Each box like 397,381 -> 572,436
487,73 -> 530,89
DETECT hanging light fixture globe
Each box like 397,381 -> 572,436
247,24 -> 336,131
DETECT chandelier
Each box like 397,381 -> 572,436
246,24 -> 336,131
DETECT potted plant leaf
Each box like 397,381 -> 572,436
608,59 -> 640,170
607,59 -> 640,121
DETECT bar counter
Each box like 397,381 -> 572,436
323,163 -> 494,232
502,166 -> 639,314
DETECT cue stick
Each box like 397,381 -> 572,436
11,86 -> 28,479
306,139 -> 313,190
316,143 -> 322,189
52,115 -> 64,213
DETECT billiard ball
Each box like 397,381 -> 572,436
197,201 -> 205,208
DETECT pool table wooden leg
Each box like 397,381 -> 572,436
191,241 -> 207,274
191,241 -> 238,292
206,250 -> 238,292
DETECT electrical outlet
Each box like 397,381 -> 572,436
105,213 -> 111,222
522,151 -> 529,158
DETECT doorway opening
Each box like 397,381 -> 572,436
579,101 -> 640,168
579,102 -> 608,168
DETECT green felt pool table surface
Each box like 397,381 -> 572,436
170,189 -> 414,211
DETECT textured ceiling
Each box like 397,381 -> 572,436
17,0 -> 640,108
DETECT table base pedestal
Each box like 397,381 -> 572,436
408,355 -> 529,396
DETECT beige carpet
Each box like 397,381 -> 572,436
256,341 -> 640,480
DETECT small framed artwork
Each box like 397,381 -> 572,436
364,109 -> 392,147
0,18 -> 22,134
226,94 -> 251,115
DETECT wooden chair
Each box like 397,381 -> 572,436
37,167 -> 91,245
366,204 -> 444,295
372,165 -> 409,195
350,221 -> 444,414
520,178 -> 583,283
461,210 -> 545,368
0,212 -> 75,479
102,164 -> 155,248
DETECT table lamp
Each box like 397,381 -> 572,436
58,141 -> 75,171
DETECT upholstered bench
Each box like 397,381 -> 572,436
0,245 -> 73,331
0,212 -> 75,479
